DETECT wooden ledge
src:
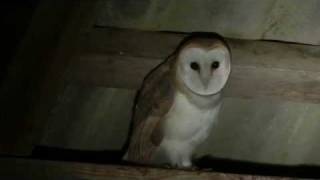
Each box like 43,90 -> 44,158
0,157 -> 306,179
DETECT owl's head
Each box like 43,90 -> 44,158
175,34 -> 231,96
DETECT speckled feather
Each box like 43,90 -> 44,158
126,55 -> 176,164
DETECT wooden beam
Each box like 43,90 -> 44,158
82,28 -> 320,72
69,27 -> 320,104
0,157 -> 301,179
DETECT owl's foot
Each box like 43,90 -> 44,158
181,159 -> 192,168
162,163 -> 194,169
169,162 -> 199,171
179,165 -> 199,171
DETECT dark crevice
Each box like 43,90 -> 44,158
28,146 -> 320,179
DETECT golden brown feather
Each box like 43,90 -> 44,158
126,55 -> 176,164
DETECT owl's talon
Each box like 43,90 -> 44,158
199,167 -> 213,172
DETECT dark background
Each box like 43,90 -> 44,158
0,0 -> 39,83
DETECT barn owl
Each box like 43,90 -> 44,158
123,33 -> 231,168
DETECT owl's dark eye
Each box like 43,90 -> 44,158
211,61 -> 220,69
190,62 -> 200,71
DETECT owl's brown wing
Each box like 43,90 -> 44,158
126,56 -> 175,164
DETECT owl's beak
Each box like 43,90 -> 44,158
200,71 -> 210,89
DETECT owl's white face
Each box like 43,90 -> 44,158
176,46 -> 231,96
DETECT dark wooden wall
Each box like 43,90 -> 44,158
0,0 -> 39,82
1,0 -> 320,179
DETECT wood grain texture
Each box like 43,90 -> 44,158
40,86 -> 135,150
69,27 -> 320,104
94,0 -> 320,45
82,28 -> 320,72
0,158 -> 296,180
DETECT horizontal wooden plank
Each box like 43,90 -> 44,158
0,157 -> 305,179
83,28 -> 320,72
40,87 -> 135,150
94,0 -> 320,45
67,27 -> 320,104
69,54 -> 161,89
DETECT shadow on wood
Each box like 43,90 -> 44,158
30,146 -> 320,178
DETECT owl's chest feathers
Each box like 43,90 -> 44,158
163,92 -> 221,142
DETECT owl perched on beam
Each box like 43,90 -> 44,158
123,33 -> 231,168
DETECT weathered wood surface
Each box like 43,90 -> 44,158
40,87 -> 135,150
95,0 -> 320,45
0,158 -> 299,179
70,27 -> 320,104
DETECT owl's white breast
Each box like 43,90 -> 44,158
163,91 -> 221,144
